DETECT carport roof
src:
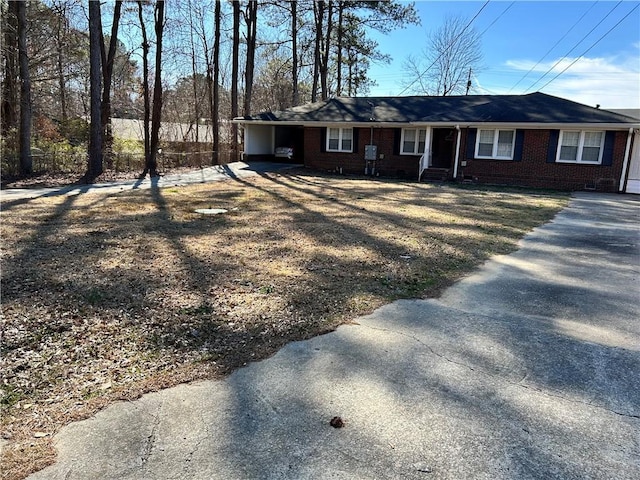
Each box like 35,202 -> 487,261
237,92 -> 638,126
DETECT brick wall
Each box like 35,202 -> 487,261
303,126 -> 627,191
304,127 -> 420,179
458,128 -> 627,192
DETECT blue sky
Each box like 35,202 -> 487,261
367,1 -> 640,108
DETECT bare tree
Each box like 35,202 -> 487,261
100,0 -> 122,168
87,0 -> 102,180
19,1 -> 90,125
137,0 -> 164,177
320,0 -> 333,100
403,15 -> 482,96
148,0 -> 165,177
137,1 -> 151,168
17,0 -> 32,174
2,1 -> 18,143
213,0 -> 221,163
335,1 -> 344,96
243,0 -> 258,116
186,0 -> 200,143
51,1 -> 70,123
311,0 -> 323,102
290,0 -> 298,105
231,0 -> 240,161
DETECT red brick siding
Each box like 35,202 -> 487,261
459,129 -> 626,192
302,126 -> 627,191
304,127 -> 420,178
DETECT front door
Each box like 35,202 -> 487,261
431,128 -> 455,168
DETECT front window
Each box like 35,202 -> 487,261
341,128 -> 352,151
475,129 -> 515,160
326,127 -> 353,152
557,130 -> 604,164
401,128 -> 427,155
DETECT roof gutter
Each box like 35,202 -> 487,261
232,118 -> 640,130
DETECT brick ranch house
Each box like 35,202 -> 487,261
234,93 -> 640,193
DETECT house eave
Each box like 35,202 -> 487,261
233,118 -> 639,130
461,122 -> 640,129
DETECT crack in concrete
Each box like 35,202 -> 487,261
140,400 -> 164,468
183,410 -> 210,474
360,323 -> 639,421
362,323 -> 496,375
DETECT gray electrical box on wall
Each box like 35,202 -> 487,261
365,145 -> 377,161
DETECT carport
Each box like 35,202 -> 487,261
242,124 -> 303,163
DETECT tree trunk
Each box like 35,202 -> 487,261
55,11 -> 67,123
212,0 -> 221,164
243,1 -> 258,117
100,0 -> 122,170
137,1 -> 150,170
17,0 -> 31,175
1,1 -> 18,140
320,1 -> 333,100
311,1 -> 323,102
87,0 -> 103,180
336,1 -> 344,96
188,1 -> 200,144
231,0 -> 240,162
148,0 -> 165,177
347,49 -> 354,96
290,0 -> 298,106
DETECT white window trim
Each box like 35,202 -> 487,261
556,130 -> 605,165
326,127 -> 353,153
400,128 -> 428,156
475,129 -> 516,160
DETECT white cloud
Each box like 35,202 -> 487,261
502,55 -> 640,108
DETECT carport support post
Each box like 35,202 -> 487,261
619,127 -> 634,192
452,125 -> 461,180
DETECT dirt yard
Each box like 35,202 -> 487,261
0,170 -> 568,479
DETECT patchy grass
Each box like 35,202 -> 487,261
0,170 -> 569,479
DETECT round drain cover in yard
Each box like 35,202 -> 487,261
195,208 -> 228,215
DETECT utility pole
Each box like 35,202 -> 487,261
466,68 -> 472,95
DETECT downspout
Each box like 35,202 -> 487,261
619,127 -> 634,192
452,125 -> 461,181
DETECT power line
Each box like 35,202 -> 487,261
397,0 -> 491,96
538,3 -> 640,92
524,0 -> 623,93
507,1 -> 599,93
478,1 -> 515,38
466,0 -> 515,95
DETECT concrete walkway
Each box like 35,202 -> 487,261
0,161 -> 296,203
29,193 -> 640,480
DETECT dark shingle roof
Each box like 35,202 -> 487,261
241,93 -> 637,125
606,108 -> 640,120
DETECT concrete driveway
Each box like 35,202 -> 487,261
28,192 -> 640,480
